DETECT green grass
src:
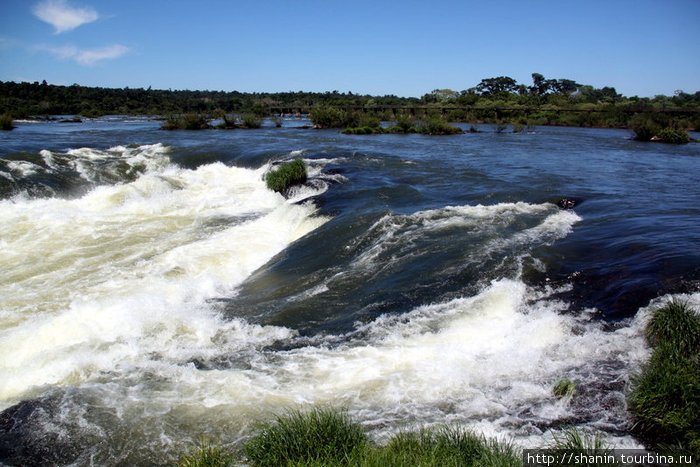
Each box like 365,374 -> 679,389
242,408 -> 520,467
176,441 -> 234,467
244,408 -> 367,466
552,378 -> 576,398
645,299 -> 700,353
547,428 -> 619,467
356,427 -> 521,467
629,300 -> 700,457
265,159 -> 308,192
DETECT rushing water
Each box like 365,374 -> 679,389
1,117 -> 699,465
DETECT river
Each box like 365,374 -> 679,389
1,117 -> 698,464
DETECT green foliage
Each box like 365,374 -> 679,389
309,106 -> 345,128
553,378 -> 576,398
244,408 -> 367,466
241,113 -> 263,129
162,114 -> 211,130
657,127 -> 691,144
177,441 -> 233,467
630,114 -> 661,141
1,79 -> 698,131
0,113 -> 14,130
265,159 -> 307,192
423,116 -> 464,135
629,300 -> 700,457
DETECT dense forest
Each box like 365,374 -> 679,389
1,73 -> 699,130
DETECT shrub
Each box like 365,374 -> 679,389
162,114 -> 210,130
424,116 -> 464,135
629,300 -> 699,457
630,115 -> 661,141
265,159 -> 307,192
244,408 -> 367,466
241,113 -> 263,129
1,114 -> 15,130
657,127 -> 691,144
357,113 -> 381,129
395,113 -> 415,132
310,106 -> 347,128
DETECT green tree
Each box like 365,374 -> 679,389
475,76 -> 519,96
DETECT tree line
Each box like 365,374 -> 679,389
1,74 -> 698,129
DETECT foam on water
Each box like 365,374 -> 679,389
0,149 -> 329,403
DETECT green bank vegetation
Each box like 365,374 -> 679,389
1,75 -> 698,135
176,408 -> 620,466
629,300 -> 699,457
265,159 -> 307,193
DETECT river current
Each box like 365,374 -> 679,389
0,117 -> 698,464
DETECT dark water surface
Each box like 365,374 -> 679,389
1,117 -> 698,465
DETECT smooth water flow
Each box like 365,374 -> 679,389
0,118 -> 698,464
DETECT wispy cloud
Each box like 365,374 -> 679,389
32,0 -> 98,34
42,44 -> 129,65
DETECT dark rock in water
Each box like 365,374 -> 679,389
0,395 -> 80,465
0,392 -> 113,466
556,197 -> 582,209
59,118 -> 82,123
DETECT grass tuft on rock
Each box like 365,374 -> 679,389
265,159 -> 307,192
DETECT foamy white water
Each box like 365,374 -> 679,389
0,145 -> 328,404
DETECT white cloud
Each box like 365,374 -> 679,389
43,44 -> 129,65
32,0 -> 98,34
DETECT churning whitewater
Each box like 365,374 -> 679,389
1,119 -> 698,465
0,144 -> 329,403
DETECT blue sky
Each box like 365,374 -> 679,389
1,0 -> 698,97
